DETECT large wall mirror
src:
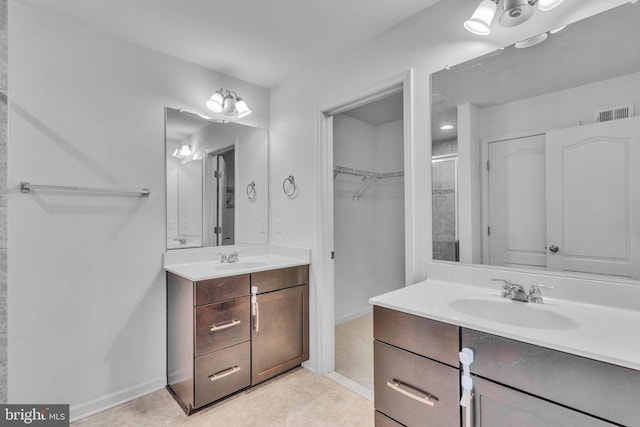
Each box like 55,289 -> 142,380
165,108 -> 269,250
431,3 -> 640,280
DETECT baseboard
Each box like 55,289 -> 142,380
69,376 -> 166,422
325,372 -> 374,401
335,306 -> 372,325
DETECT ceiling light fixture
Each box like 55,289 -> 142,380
464,0 -> 565,35
205,88 -> 252,118
440,124 -> 454,131
172,143 -> 192,159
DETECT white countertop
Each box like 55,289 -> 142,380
165,254 -> 309,281
370,280 -> 640,371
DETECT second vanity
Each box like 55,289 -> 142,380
370,264 -> 640,427
164,246 -> 310,415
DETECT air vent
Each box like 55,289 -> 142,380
595,104 -> 634,122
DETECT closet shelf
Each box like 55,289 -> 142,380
333,165 -> 404,200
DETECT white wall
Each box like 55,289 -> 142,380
480,72 -> 640,139
269,0 -> 629,373
333,116 -> 404,323
8,2 -> 269,419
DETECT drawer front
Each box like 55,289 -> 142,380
195,296 -> 250,357
251,265 -> 308,294
195,274 -> 249,306
463,328 -> 640,427
472,376 -> 616,427
375,411 -> 405,427
374,341 -> 460,427
194,341 -> 251,408
374,306 -> 459,366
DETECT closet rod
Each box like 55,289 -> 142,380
20,182 -> 151,197
333,165 -> 404,179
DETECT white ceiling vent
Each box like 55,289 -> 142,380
595,104 -> 634,123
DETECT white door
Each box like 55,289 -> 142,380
488,135 -> 546,269
546,117 -> 640,279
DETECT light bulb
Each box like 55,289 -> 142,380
235,98 -> 252,118
205,90 -> 224,113
179,144 -> 192,157
464,0 -> 498,36
223,95 -> 238,116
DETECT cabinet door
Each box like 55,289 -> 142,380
251,284 -> 309,384
471,376 -> 615,427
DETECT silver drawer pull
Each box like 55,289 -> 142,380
387,380 -> 437,407
209,365 -> 242,381
210,319 -> 241,332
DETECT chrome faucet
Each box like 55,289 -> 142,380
219,251 -> 239,263
527,283 -> 554,304
493,279 -> 528,302
493,279 -> 554,303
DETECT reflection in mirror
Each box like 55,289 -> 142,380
165,108 -> 268,249
431,4 -> 640,280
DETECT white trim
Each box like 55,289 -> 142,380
334,306 -> 372,325
70,376 -> 166,422
316,69 -> 414,376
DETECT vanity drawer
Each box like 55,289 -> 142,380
195,274 -> 250,306
373,306 -> 459,366
463,328 -> 640,427
251,265 -> 308,293
194,341 -> 251,408
195,296 -> 250,357
374,341 -> 460,427
375,411 -> 404,427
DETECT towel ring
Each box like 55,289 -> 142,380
283,175 -> 296,197
247,181 -> 256,201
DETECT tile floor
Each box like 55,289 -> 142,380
72,368 -> 374,426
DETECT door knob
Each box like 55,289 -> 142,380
549,245 -> 559,253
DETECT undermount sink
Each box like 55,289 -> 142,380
448,297 -> 580,330
213,261 -> 269,270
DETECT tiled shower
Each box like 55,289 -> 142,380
432,137 -> 458,262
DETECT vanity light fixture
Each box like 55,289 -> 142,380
440,124 -> 455,131
464,0 -> 565,35
172,143 -> 192,159
205,88 -> 252,118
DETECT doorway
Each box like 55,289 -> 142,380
204,147 -> 235,246
328,87 -> 406,397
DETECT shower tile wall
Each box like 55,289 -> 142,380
0,0 -> 7,403
432,137 -> 457,261
433,137 -> 457,157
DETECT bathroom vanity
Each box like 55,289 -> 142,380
164,250 -> 309,415
370,277 -> 640,427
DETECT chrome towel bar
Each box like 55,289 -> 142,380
20,182 -> 150,197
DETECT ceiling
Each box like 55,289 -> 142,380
431,2 -> 640,141
342,91 -> 404,126
22,0 -> 441,88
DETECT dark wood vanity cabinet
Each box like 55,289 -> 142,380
167,264 -> 309,414
463,329 -> 640,427
373,306 -> 640,427
373,306 -> 461,427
